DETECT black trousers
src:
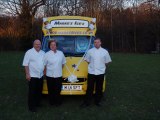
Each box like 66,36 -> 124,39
46,76 -> 62,105
28,77 -> 43,110
84,74 -> 104,104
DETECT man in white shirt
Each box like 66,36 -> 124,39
81,37 -> 112,107
22,39 -> 45,112
44,40 -> 66,106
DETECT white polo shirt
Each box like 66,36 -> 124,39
22,48 -> 45,78
44,50 -> 66,78
84,47 -> 112,75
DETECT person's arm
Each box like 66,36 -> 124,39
62,64 -> 65,68
105,51 -> 112,66
105,62 -> 111,66
24,66 -> 31,81
44,66 -> 46,75
62,53 -> 66,68
43,53 -> 48,76
84,51 -> 90,64
85,60 -> 90,64
23,51 -> 31,81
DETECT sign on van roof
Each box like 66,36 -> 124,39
42,16 -> 96,36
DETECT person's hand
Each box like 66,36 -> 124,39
43,70 -> 46,76
26,74 -> 31,81
44,67 -> 46,75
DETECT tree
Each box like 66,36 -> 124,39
1,0 -> 47,49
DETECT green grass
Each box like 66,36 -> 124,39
0,52 -> 160,120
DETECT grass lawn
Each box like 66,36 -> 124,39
0,52 -> 160,120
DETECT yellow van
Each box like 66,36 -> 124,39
42,16 -> 105,95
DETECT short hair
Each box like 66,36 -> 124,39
48,40 -> 58,49
94,37 -> 101,41
33,39 -> 41,45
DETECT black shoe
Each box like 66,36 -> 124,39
50,102 -> 55,106
80,103 -> 90,108
55,102 -> 62,107
95,102 -> 102,107
36,104 -> 42,107
29,108 -> 37,113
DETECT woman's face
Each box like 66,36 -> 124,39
50,42 -> 57,51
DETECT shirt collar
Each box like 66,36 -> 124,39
50,50 -> 57,54
33,47 -> 40,53
94,46 -> 102,50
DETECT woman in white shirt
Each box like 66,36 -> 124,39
44,40 -> 66,106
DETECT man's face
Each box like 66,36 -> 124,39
33,40 -> 41,52
50,42 -> 57,51
94,39 -> 101,49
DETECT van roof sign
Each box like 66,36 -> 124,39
42,16 -> 96,36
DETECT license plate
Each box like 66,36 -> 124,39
62,85 -> 82,90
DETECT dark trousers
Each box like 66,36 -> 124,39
84,74 -> 104,104
28,77 -> 43,110
46,76 -> 62,105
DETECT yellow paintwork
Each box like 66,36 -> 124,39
42,16 -> 106,95
62,57 -> 88,78
42,16 -> 96,36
